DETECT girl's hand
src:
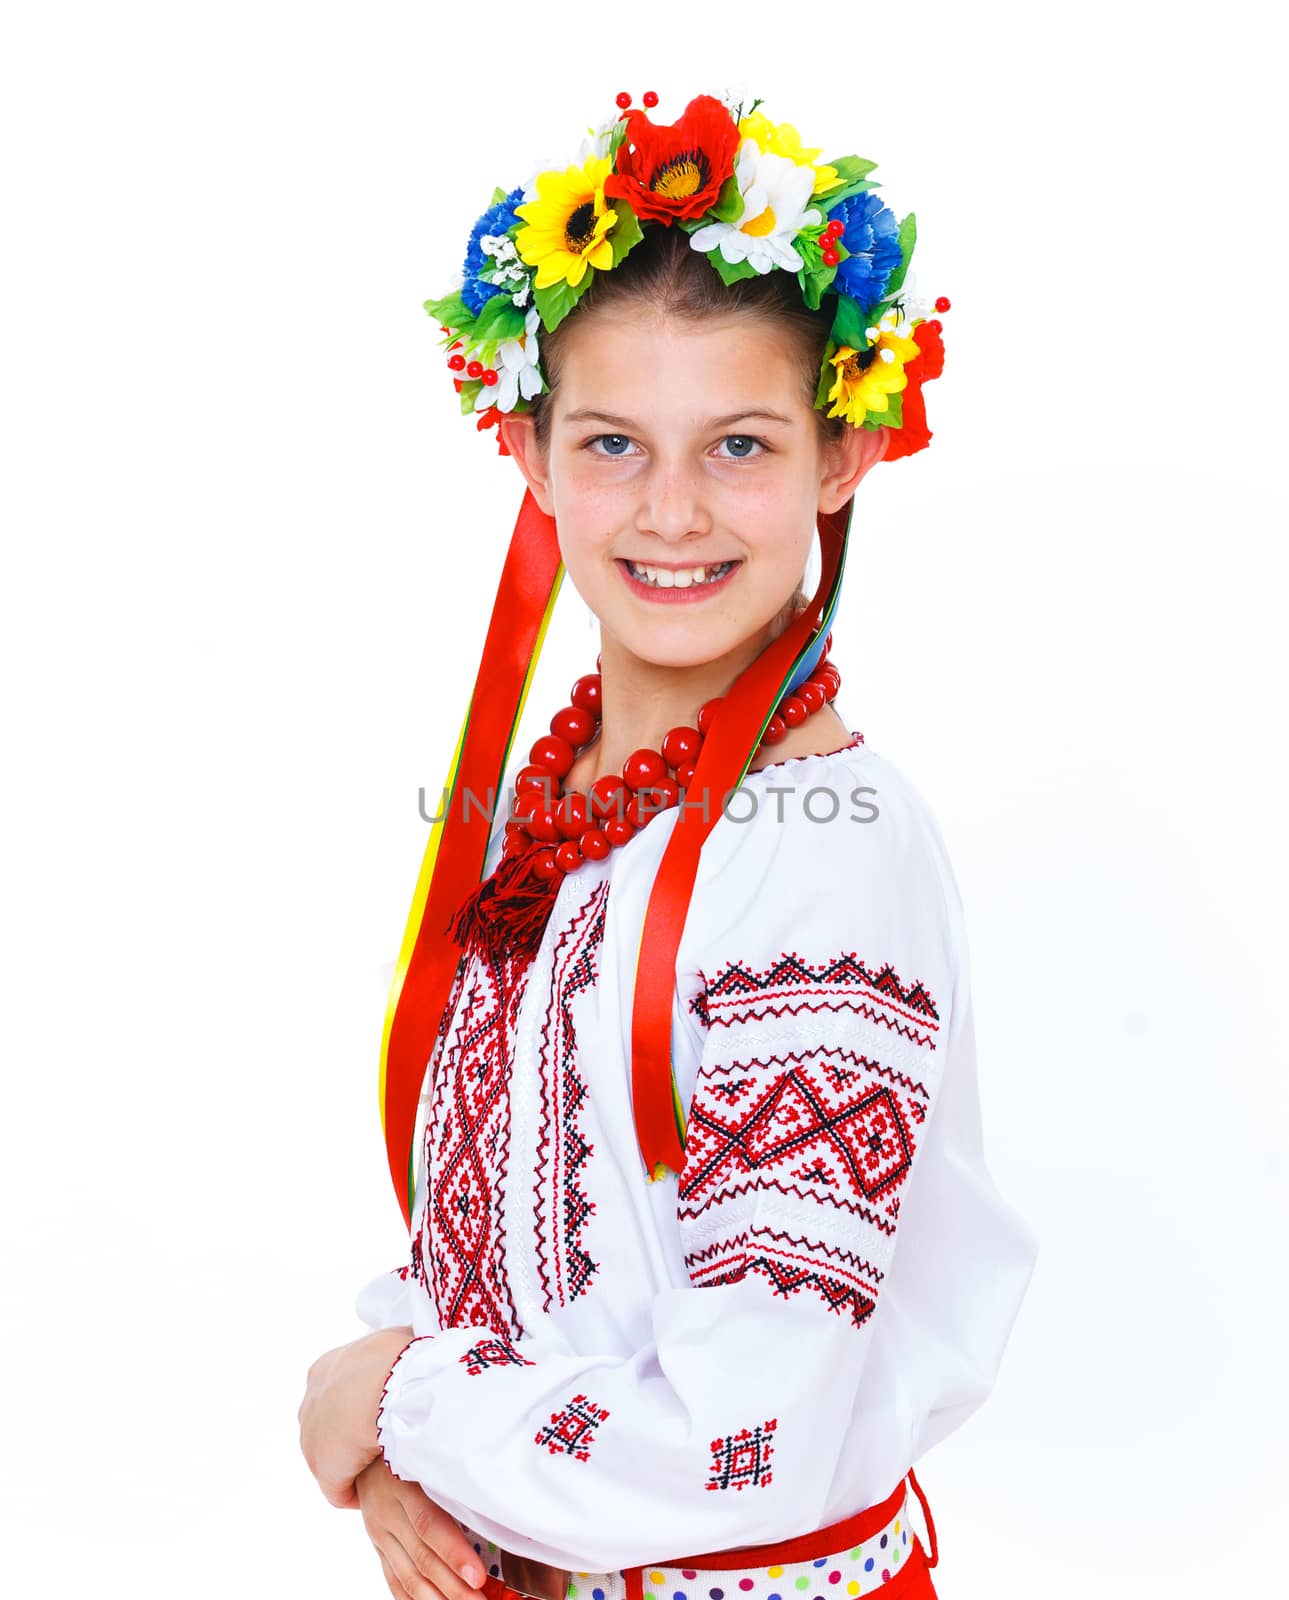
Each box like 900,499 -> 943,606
355,1458 -> 489,1600
299,1325 -> 419,1508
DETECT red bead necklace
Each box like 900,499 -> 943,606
446,634 -> 841,964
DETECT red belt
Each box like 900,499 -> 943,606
487,1468 -> 939,1600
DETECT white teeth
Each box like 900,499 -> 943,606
627,560 -> 733,588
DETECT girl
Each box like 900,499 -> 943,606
299,89 -> 1038,1600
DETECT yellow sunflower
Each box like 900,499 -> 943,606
737,110 -> 841,198
513,155 -> 619,290
825,314 -> 921,427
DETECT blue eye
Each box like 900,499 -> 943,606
719,435 -> 765,459
587,434 -> 634,457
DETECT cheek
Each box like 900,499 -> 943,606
551,469 -> 624,575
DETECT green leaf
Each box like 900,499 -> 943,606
795,228 -> 844,310
710,174 -> 745,225
826,155 -> 879,186
490,186 -> 508,207
424,290 -> 472,331
606,115 -> 630,162
472,293 -> 527,345
797,269 -> 819,311
815,337 -> 840,409
458,378 -> 484,415
816,177 -> 879,213
884,212 -> 917,298
799,262 -> 835,311
813,155 -> 881,211
608,201 -> 644,266
705,249 -> 759,287
534,270 -> 594,334
862,390 -> 904,430
830,293 -> 871,351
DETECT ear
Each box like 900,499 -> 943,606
817,423 -> 890,515
499,413 -> 556,517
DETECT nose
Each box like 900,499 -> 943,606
636,454 -> 714,542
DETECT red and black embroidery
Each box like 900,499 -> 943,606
459,1334 -> 538,1376
532,880 -> 608,1311
698,951 -> 940,1048
388,1233 -> 424,1287
686,1226 -> 880,1329
678,948 -> 941,1330
419,944 -> 536,1340
706,1417 -> 778,1491
534,1393 -> 610,1461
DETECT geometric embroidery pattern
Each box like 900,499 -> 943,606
692,951 -> 940,1049
532,881 -> 608,1311
678,948 -> 940,1331
706,1417 -> 778,1491
459,1334 -> 538,1377
534,1393 -> 611,1462
420,943 -> 537,1341
684,1226 -> 881,1331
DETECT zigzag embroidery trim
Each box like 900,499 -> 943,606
696,952 -> 941,1050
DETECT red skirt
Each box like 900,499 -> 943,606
479,1469 -> 939,1600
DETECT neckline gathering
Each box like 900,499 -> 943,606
741,727 -> 867,779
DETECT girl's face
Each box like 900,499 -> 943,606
502,307 -> 884,673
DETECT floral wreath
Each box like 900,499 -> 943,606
423,89 -> 949,461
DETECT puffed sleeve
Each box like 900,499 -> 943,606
371,751 -> 1035,1573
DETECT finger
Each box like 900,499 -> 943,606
398,1491 -> 489,1600
379,1551 -> 415,1600
380,1531 -> 450,1600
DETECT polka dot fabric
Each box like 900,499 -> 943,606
466,1482 -> 937,1600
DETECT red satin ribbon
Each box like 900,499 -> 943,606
381,488 -> 563,1226
628,501 -> 852,1178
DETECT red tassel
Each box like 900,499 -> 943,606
445,847 -> 561,964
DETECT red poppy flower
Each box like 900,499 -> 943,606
882,318 -> 945,462
603,94 -> 741,225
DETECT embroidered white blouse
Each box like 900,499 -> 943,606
354,730 -> 1038,1575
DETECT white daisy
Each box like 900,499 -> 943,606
473,305 -> 544,414
689,140 -> 822,275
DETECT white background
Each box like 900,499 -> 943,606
2,3 -> 1286,1595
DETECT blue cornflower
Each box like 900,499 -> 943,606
826,192 -> 903,312
462,186 -> 527,316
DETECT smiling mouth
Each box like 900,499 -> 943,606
619,558 -> 740,590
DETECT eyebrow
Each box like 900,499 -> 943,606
560,407 -> 797,429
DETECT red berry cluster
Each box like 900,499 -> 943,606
502,637 -> 841,880
615,90 -> 659,110
820,216 -> 846,268
441,326 -> 498,390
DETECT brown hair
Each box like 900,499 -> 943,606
527,224 -> 845,457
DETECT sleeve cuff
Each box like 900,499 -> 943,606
375,1332 -> 437,1481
